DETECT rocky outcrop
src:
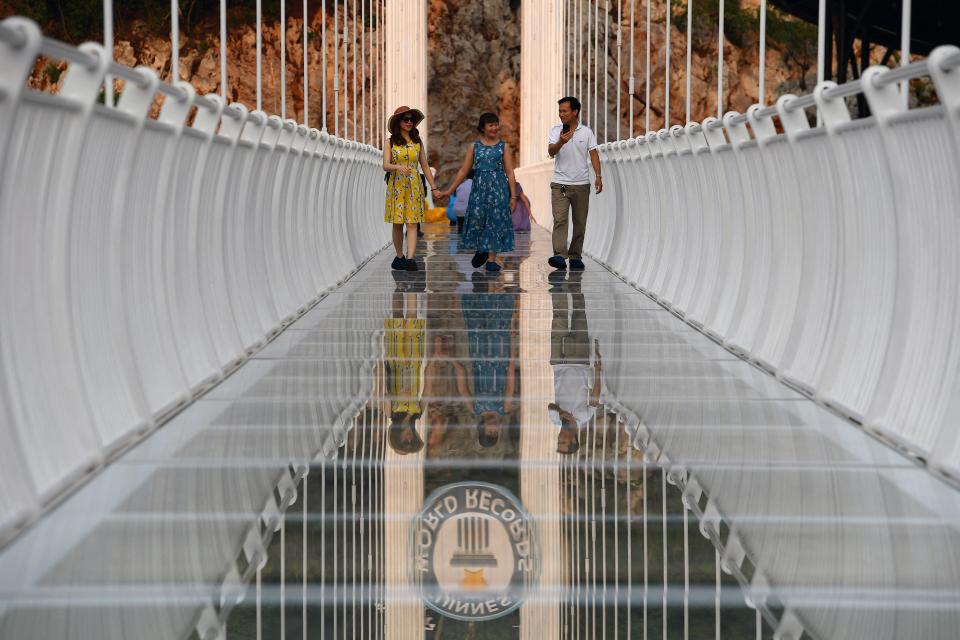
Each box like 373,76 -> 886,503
426,0 -> 521,179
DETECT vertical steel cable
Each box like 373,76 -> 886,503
281,498 -> 286,638
661,469 -> 667,640
575,425 -> 583,640
717,0 -> 724,118
626,436 -> 632,639
321,460 -> 326,638
257,0 -> 263,110
103,0 -> 113,106
351,418 -> 359,638
613,418 -> 620,638
573,0 -> 586,104
900,0 -> 911,107
342,0 -> 349,139
683,501 -> 689,640
586,0 -> 593,124
354,0 -> 362,144
685,0 -> 692,123
642,455 -> 648,640
303,0 -> 308,125
171,0 -> 179,83
629,0 -> 635,136
352,0 -> 358,141
281,0 -> 286,117
600,414 -> 608,637
590,420 -> 598,637
664,0 -> 670,127
220,0 -> 228,99
756,608 -> 762,639
715,550 -> 721,640
303,471 -> 308,640
333,446 -> 339,638
604,0 -> 610,142
256,563 -> 263,640
644,0 -> 650,132
322,0 -> 327,130
334,0 -> 339,135
816,0 -> 825,124
616,0 -> 622,140
594,0 -> 600,129
758,0 -> 766,105
341,443 -> 348,639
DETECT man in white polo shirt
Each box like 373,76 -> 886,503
547,96 -> 603,271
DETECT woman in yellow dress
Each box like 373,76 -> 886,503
383,106 -> 440,271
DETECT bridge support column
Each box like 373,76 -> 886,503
384,0 -> 428,143
517,0 -> 565,228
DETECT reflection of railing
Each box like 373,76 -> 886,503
585,48 -> 960,477
0,17 -> 386,545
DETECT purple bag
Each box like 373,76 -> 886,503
512,182 -> 531,231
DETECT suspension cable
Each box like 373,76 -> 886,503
593,0 -> 600,129
717,0 -> 724,118
616,0 -> 622,140
759,0 -> 766,105
352,0 -> 358,142
220,0 -> 227,100
629,0 -> 635,136
342,0 -> 348,139
257,0 -> 263,110
665,0 -> 670,127
322,0 -> 327,130
171,0 -> 179,84
644,0 -> 650,132
104,0 -> 113,106
334,0 -> 339,136
900,0 -> 911,107
303,0 -> 308,125
604,0 -> 610,142
281,0 -> 286,117
686,0 -> 692,123
661,468 -> 667,640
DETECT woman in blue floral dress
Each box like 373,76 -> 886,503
439,113 -> 518,272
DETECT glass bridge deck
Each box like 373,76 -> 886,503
1,226 -> 958,640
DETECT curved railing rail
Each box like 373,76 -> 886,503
0,17 -> 386,545
585,46 -> 960,478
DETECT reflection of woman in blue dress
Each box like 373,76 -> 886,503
438,113 -> 518,272
461,276 -> 517,448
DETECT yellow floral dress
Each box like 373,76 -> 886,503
384,141 -> 425,224
384,317 -> 426,414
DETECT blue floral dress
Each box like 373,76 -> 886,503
461,140 -> 514,253
462,292 -> 516,414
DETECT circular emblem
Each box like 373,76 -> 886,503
412,482 -> 538,621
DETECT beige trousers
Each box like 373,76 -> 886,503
550,182 -> 591,259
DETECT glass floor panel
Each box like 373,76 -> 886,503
1,226 -> 958,640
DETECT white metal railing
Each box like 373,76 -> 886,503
584,46 -> 960,476
0,17 -> 386,544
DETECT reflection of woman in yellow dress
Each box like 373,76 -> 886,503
383,106 -> 440,272
384,288 -> 427,455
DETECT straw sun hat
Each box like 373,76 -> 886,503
388,106 -> 425,133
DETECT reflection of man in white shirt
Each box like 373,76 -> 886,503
548,273 -> 603,455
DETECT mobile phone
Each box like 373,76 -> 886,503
562,123 -> 570,133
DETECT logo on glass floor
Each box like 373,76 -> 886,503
413,482 -> 538,621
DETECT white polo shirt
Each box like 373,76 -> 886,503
548,123 -> 598,185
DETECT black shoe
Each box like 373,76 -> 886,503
471,251 -> 489,268
391,256 -> 406,270
485,261 -> 502,272
569,258 -> 586,270
405,258 -> 419,271
548,255 -> 567,270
